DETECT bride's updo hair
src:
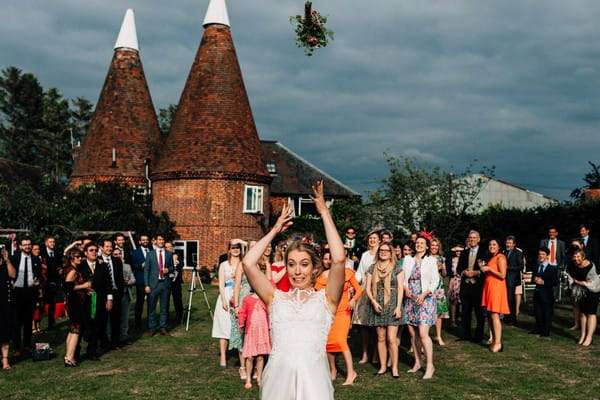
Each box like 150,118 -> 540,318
284,239 -> 323,283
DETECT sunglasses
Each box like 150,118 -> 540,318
229,245 -> 241,250
87,249 -> 98,252
73,255 -> 82,259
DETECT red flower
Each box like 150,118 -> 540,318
308,37 -> 318,46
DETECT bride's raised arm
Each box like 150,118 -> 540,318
243,203 -> 293,309
311,181 -> 345,313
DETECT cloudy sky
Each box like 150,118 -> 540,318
2,0 -> 599,200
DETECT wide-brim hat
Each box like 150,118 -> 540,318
365,227 -> 384,240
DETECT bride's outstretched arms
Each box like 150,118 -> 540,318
243,203 -> 293,309
311,181 -> 345,313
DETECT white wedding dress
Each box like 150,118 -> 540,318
260,288 -> 334,400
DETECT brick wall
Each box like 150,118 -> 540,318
153,178 -> 270,268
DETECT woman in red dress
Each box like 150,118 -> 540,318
480,239 -> 510,353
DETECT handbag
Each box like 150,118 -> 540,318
32,343 -> 54,361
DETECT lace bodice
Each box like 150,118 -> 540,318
269,288 -> 333,360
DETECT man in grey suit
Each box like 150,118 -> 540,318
539,226 -> 566,269
144,234 -> 174,336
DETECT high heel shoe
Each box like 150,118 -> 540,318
373,369 -> 387,376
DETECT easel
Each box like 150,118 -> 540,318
183,265 -> 213,331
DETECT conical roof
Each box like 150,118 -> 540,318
71,9 -> 161,186
152,2 -> 269,182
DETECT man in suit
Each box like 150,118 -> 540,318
144,234 -> 174,336
530,247 -> 559,338
131,234 -> 151,330
80,242 -> 113,361
165,242 -> 184,324
40,236 -> 62,330
456,230 -> 487,342
579,224 -> 600,271
539,226 -> 566,270
113,233 -> 132,266
343,226 -> 363,270
10,237 -> 42,357
99,239 -> 124,350
504,236 -> 525,326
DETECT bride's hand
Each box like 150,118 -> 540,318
273,203 -> 293,234
310,180 -> 327,215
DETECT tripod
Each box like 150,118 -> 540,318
183,266 -> 213,331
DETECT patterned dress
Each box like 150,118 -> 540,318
447,257 -> 461,304
364,265 -> 404,327
403,260 -> 437,326
434,256 -> 449,318
229,272 -> 251,350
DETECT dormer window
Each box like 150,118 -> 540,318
266,161 -> 277,174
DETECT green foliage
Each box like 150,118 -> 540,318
158,104 -> 178,140
330,195 -> 368,234
290,1 -> 334,56
0,179 -> 177,246
368,155 -> 494,249
0,67 -> 94,183
570,161 -> 600,200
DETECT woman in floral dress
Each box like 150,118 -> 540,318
402,236 -> 440,380
430,238 -> 449,346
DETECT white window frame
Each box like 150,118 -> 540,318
266,162 -> 277,174
243,185 -> 264,214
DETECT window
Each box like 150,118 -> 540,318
173,240 -> 199,267
266,161 -> 277,174
244,185 -> 264,214
298,197 -> 317,216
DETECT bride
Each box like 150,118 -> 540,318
243,181 -> 346,400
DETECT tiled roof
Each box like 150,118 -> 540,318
152,24 -> 268,181
261,141 -> 358,197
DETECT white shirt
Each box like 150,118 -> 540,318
14,254 -> 34,288
355,250 -> 376,284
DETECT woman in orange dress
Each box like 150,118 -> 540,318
480,239 -> 510,353
315,248 -> 363,385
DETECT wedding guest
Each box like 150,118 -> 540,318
62,249 -> 89,367
364,242 -> 403,378
41,236 -> 62,331
315,249 -> 362,384
131,234 -> 151,331
539,226 -> 565,269
165,242 -> 183,324
569,249 -> 600,346
353,230 -> 381,364
113,248 -> 135,346
231,240 -> 250,380
238,288 -> 271,390
480,239 -> 510,352
31,243 -> 44,336
1,248 -> 16,370
504,236 -> 524,326
403,236 -> 439,379
456,230 -> 487,343
430,238 -> 449,346
446,245 -> 463,327
269,241 -> 291,292
343,226 -> 363,269
566,239 -> 586,330
211,239 -> 241,367
10,237 -> 42,358
580,224 -> 600,270
529,247 -> 558,339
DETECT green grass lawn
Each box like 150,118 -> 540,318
1,284 -> 599,400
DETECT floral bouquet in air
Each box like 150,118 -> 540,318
289,1 -> 334,56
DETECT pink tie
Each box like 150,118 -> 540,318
159,250 -> 164,279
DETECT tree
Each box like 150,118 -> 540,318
40,88 -> 72,182
570,161 -> 600,201
158,104 -> 177,140
368,155 -> 493,248
70,96 -> 93,147
0,66 -> 44,162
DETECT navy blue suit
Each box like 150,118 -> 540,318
532,263 -> 558,336
131,246 -> 150,329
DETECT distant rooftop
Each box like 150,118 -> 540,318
261,140 -> 358,197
